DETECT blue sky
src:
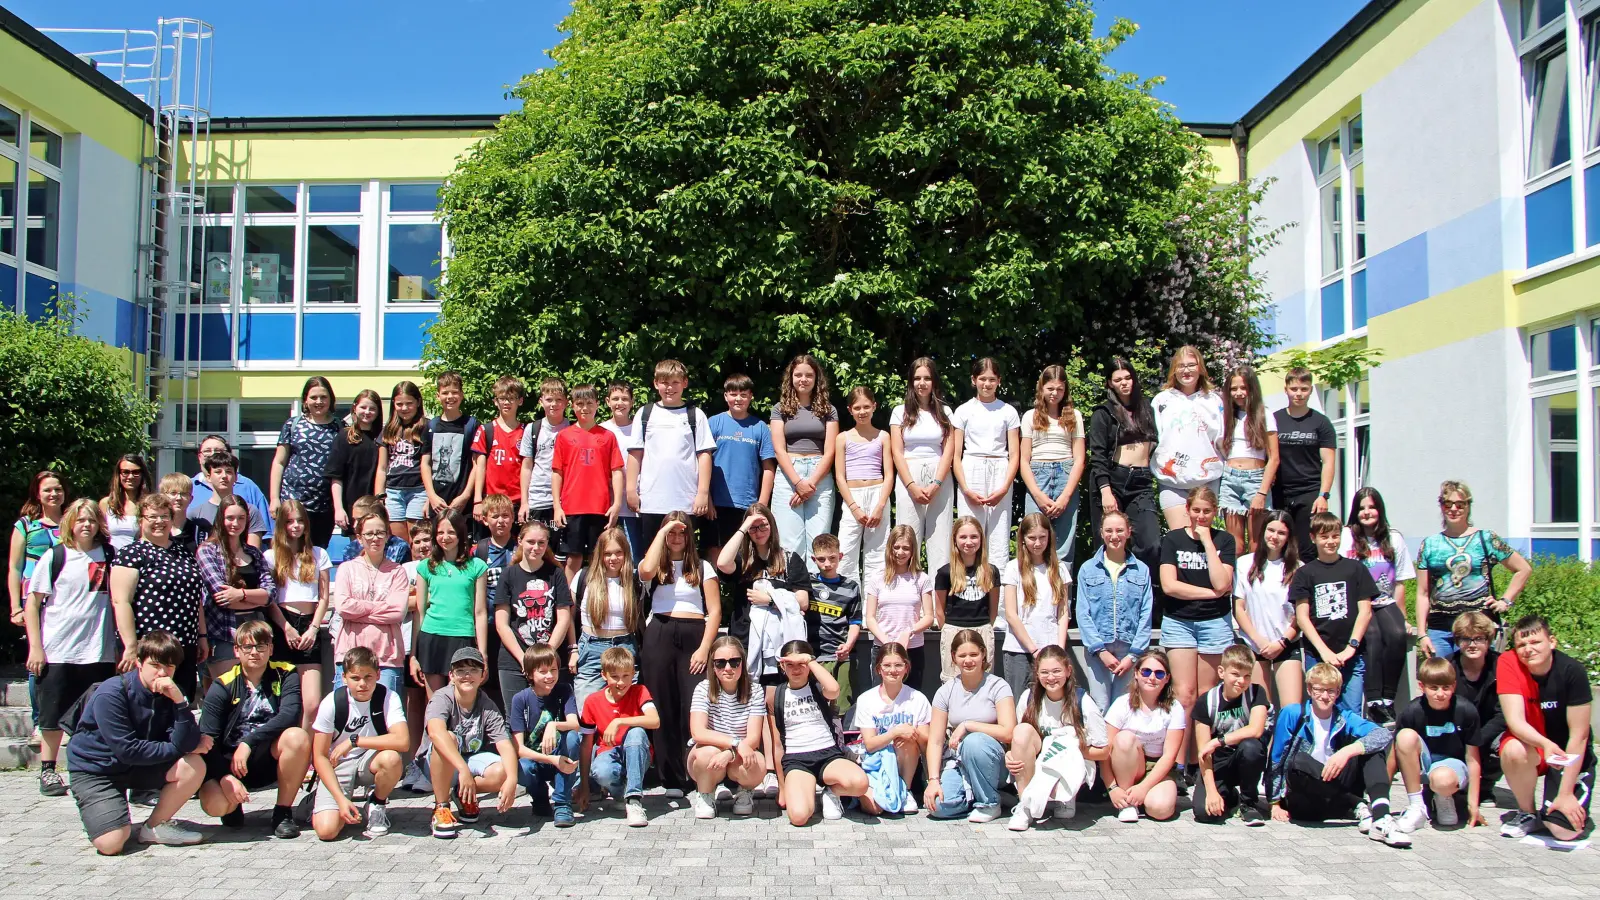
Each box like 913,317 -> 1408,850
19,1 -> 1370,123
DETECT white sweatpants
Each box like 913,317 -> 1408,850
957,456 -> 1014,571
839,483 -> 888,589
893,458 -> 954,574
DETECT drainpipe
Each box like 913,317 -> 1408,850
1231,120 -> 1248,186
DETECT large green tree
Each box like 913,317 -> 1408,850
429,0 -> 1272,412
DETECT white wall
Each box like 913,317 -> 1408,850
1253,142 -> 1317,348
60,133 -> 140,302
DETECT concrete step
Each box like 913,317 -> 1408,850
1,679 -> 27,708
0,739 -> 36,769
0,705 -> 30,739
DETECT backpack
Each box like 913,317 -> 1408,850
638,402 -> 700,446
772,679 -> 843,749
331,683 -> 389,740
60,672 -> 131,737
46,542 -> 116,593
481,418 -> 525,467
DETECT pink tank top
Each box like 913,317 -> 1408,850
844,433 -> 885,481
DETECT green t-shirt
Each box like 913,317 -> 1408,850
419,556 -> 489,638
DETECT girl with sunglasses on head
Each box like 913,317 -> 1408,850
853,642 -> 932,814
1104,648 -> 1184,823
1414,480 -> 1531,659
1339,487 -> 1415,725
100,454 -> 152,551
687,635 -> 766,819
1233,510 -> 1303,710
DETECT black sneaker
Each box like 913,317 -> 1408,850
273,817 -> 302,839
1365,701 -> 1391,727
38,769 -> 66,797
1240,803 -> 1265,827
130,789 -> 161,808
1175,767 -> 1192,798
221,808 -> 245,828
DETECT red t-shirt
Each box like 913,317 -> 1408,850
580,683 -> 654,753
551,424 -> 623,515
1496,651 -> 1547,739
471,419 -> 526,501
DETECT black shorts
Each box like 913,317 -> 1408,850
37,662 -> 117,732
204,741 -> 281,791
1542,762 -> 1597,833
704,507 -> 748,549
68,766 -> 172,839
272,609 -> 327,666
559,514 -> 608,557
415,632 -> 476,676
781,747 -> 848,779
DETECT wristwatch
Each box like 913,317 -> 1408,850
1346,638 -> 1360,649
1320,491 -> 1331,500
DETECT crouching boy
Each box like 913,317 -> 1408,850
310,646 -> 410,840
422,647 -> 519,838
1496,615 -> 1595,841
1389,656 -> 1482,833
511,643 -> 582,827
577,646 -> 660,827
1193,645 -> 1270,825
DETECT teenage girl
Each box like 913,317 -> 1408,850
770,639 -> 869,824
10,470 -> 65,629
411,509 -> 490,693
1233,510 -> 1303,710
1006,646 -> 1110,830
834,386 -> 892,590
864,524 -> 935,689
933,517 -> 999,681
1340,487 -> 1416,725
1087,357 -> 1159,567
1104,648 -> 1185,823
197,495 -> 279,677
770,354 -> 838,558
889,357 -> 956,572
1075,510 -> 1154,713
1150,345 -> 1225,530
376,381 -> 430,541
1157,487 -> 1236,776
999,513 -> 1072,697
853,642 -> 932,814
570,525 -> 646,706
1218,365 -> 1278,552
1020,365 -> 1085,564
329,388 -> 385,536
638,511 -> 723,794
687,634 -> 767,819
952,358 -> 1021,571
925,629 -> 1015,822
266,499 -> 331,733
271,376 -> 341,547
493,521 -> 573,706
100,454 -> 151,550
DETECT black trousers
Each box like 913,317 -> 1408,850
640,616 -> 706,790
1363,603 -> 1409,703
1282,749 -> 1390,821
307,506 -> 336,549
1193,737 -> 1267,821
1273,488 -> 1322,560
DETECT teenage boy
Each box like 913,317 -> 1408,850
1193,644 -> 1270,825
706,373 -> 776,553
1291,511 -> 1377,713
519,377 -> 572,533
1450,611 -> 1505,802
1391,656 -> 1483,833
551,383 -> 625,583
625,359 -> 715,547
191,434 -> 274,535
473,375 -> 529,526
196,620 -> 311,838
310,647 -> 410,841
600,380 -> 644,559
807,534 -> 862,709
474,493 -> 518,686
577,646 -> 661,827
187,452 -> 269,547
1270,367 -> 1337,558
420,647 -> 519,838
1268,662 -> 1406,846
65,631 -> 207,854
1496,615 -> 1595,841
423,371 -> 485,521
510,644 -> 582,826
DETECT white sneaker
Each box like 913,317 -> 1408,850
1432,793 -> 1459,827
732,790 -> 755,816
1007,807 -> 1032,831
757,771 -> 780,798
1500,810 -> 1541,838
1117,806 -> 1139,824
1355,801 -> 1373,833
967,803 -> 1000,824
1053,799 -> 1076,820
1370,815 -> 1412,847
625,798 -> 648,827
1394,802 -> 1428,834
139,821 -> 202,846
901,793 -> 918,813
690,791 -> 716,819
820,788 -> 843,820
364,802 -> 391,837
714,783 -> 733,803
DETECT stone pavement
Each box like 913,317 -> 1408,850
0,772 -> 1596,900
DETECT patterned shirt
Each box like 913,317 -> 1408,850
197,542 -> 279,644
113,539 -> 207,646
276,416 -> 341,512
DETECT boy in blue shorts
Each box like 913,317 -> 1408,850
1391,656 -> 1482,833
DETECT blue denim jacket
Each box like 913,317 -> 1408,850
1074,547 -> 1153,656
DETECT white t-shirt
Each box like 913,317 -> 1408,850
28,545 -> 115,665
1025,409 -> 1085,463
628,404 -> 715,515
264,546 -> 331,610
952,398 -> 1021,459
518,417 -> 572,509
580,575 -> 631,633
851,683 -> 933,734
400,560 -> 423,654
1224,409 -> 1277,461
889,403 -> 953,460
1233,555 -> 1293,653
1000,559 -> 1072,654
780,681 -> 837,754
312,685 -> 408,744
1308,709 -> 1336,763
1017,688 -> 1108,746
649,559 -> 717,617
600,420 -> 638,518
1104,694 -> 1186,758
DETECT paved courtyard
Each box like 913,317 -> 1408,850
0,772 -> 1596,900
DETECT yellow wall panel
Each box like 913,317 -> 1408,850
188,131 -> 485,182
0,31 -> 148,163
1365,272 -> 1513,361
167,371 -> 422,401
1513,254 -> 1600,328
1203,137 -> 1238,184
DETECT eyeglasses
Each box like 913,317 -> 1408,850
140,514 -> 172,523
750,521 -> 770,530
1308,687 -> 1340,698
360,532 -> 389,541
1458,636 -> 1491,646
712,658 -> 742,670
1138,668 -> 1167,680
235,643 -> 270,654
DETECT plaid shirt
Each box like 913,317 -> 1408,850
196,541 -> 278,644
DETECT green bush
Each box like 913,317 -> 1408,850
1500,555 -> 1600,680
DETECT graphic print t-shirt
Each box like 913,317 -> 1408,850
1270,408 -> 1337,498
1289,556 -> 1379,651
384,424 -> 428,491
1394,696 -> 1480,765
426,415 -> 480,504
509,684 -> 578,750
1338,528 -> 1416,607
1158,529 -> 1237,621
1496,649 -> 1598,770
471,420 -> 526,501
805,573 -> 862,656
935,563 -> 1000,628
28,545 -> 115,664
423,689 -> 509,759
1193,683 -> 1268,740
493,562 -> 572,671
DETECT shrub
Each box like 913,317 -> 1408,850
1500,555 -> 1600,680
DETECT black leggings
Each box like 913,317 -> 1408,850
1282,749 -> 1391,821
1363,603 -> 1409,703
307,505 -> 336,549
1090,465 -> 1162,622
1273,489 -> 1321,561
1193,737 -> 1268,821
640,616 -> 707,790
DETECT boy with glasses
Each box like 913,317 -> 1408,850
1450,612 -> 1505,803
192,435 -> 275,536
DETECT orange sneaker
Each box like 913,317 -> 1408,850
456,794 -> 480,824
431,804 -> 460,838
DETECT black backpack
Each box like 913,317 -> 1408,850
331,683 -> 390,739
60,673 -> 130,737
772,679 -> 842,749
638,402 -> 699,445
46,542 -> 116,592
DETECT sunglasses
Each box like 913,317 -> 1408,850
1138,668 -> 1168,680
712,658 -> 742,670
1440,500 -> 1469,509
119,469 -> 144,477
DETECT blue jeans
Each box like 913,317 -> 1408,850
576,633 -> 639,708
385,486 -> 427,521
1427,629 -> 1459,660
771,454 -> 836,564
333,663 -> 406,693
519,730 -> 581,809
617,516 -> 643,563
1024,460 -> 1081,564
1082,640 -> 1134,714
590,727 -> 650,801
932,732 -> 1006,818
1301,648 -> 1366,713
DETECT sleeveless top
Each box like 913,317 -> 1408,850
844,433 -> 885,481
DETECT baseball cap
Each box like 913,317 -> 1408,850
449,647 -> 486,669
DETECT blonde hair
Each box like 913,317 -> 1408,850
59,498 -> 109,549
158,472 -> 193,496
1306,662 -> 1344,690
584,527 -> 641,634
1162,344 -> 1214,393
1015,513 -> 1067,614
510,520 -> 553,566
946,516 -> 994,595
270,499 -> 318,585
882,524 -> 923,579
652,511 -> 704,587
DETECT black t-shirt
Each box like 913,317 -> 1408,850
1453,651 -> 1503,746
1271,408 -> 1337,498
384,428 -> 428,491
493,562 -> 572,672
1527,651 -> 1597,770
1194,683 -> 1268,738
325,430 -> 380,519
115,539 -> 206,646
1289,557 -> 1378,651
1159,529 -> 1237,621
806,573 -> 863,655
934,563 -> 1000,628
425,415 -> 481,504
721,551 -> 809,646
1396,695 -> 1480,764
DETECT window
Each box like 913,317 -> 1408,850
1533,324 -> 1580,375
0,104 -> 66,311
1321,381 -> 1372,516
1534,392 -> 1580,523
388,224 -> 442,302
162,400 -> 290,488
0,105 -> 17,145
307,225 -> 359,304
243,225 -> 295,304
1524,312 -> 1599,559
0,158 -> 13,257
29,123 -> 61,167
1529,45 -> 1572,177
1528,0 -> 1568,32
309,184 -> 362,214
245,184 -> 298,214
1518,1 -> 1600,266
183,403 -> 228,434
204,185 -> 234,215
1313,115 -> 1365,340
390,183 -> 440,213
25,170 -> 58,269
191,225 -> 233,303
237,402 -> 292,432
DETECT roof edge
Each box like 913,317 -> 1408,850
1184,121 -> 1235,139
0,5 -> 153,120
209,114 -> 504,133
1239,0 -> 1405,130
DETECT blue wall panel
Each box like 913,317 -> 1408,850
238,312 -> 297,361
383,311 -> 436,361
172,311 -> 234,362
1586,164 -> 1600,248
1320,281 -> 1345,341
24,272 -> 58,321
1525,177 -> 1574,267
1269,290 -> 1307,350
1365,232 -> 1428,318
302,313 -> 362,361
1530,538 -> 1580,558
1427,199 -> 1510,296
0,262 -> 15,313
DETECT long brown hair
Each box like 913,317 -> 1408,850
345,389 -> 384,445
1249,509 -> 1301,586
1128,648 -> 1176,712
1162,345 -> 1214,394
1024,646 -> 1090,757
19,469 -> 67,521
209,495 -> 253,588
900,356 -> 952,438
777,353 -> 832,419
271,499 -> 318,585
706,635 -> 751,705
381,380 -> 427,445
737,503 -> 788,580
946,516 -> 994,595
1030,364 -> 1077,438
105,453 -> 151,512
1220,365 -> 1269,454
583,526 -> 642,633
652,511 -> 703,587
1015,513 -> 1067,614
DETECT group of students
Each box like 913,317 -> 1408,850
4,349 -> 1587,852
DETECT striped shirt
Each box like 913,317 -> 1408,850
690,680 -> 765,743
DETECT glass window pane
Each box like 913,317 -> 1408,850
244,184 -> 298,214
1533,392 -> 1579,523
1588,18 -> 1600,150
26,170 -> 59,269
183,403 -> 229,434
1352,164 -> 1366,262
1356,379 -> 1371,416
1592,318 -> 1599,365
1320,178 -> 1343,277
0,158 -> 13,256
30,124 -> 61,167
308,184 -> 362,214
237,402 -> 292,432
0,105 -> 17,144
242,225 -> 295,304
390,183 -> 440,213
1525,0 -> 1566,35
388,223 -> 441,301
1530,46 -> 1572,177
307,224 -> 359,304
204,186 -> 234,215
191,225 -> 232,303
236,448 -> 278,486
1317,133 -> 1341,177
1348,115 -> 1363,155
1532,325 -> 1579,375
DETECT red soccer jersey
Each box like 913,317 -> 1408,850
551,424 -> 623,515
580,683 -> 654,753
472,419 -> 526,501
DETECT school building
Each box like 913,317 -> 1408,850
1,1 -> 1596,560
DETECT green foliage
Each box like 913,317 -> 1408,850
428,0 -> 1274,418
1261,336 -> 1383,390
1499,556 -> 1600,680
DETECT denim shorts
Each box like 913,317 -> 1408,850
1420,745 -> 1469,786
1218,466 -> 1265,515
1160,614 -> 1237,653
385,486 -> 428,521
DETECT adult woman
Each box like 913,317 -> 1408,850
327,388 -> 384,538
853,643 -> 932,814
889,357 -> 956,572
111,495 -> 208,699
638,511 -> 722,794
1104,648 -> 1185,823
570,526 -> 646,706
925,629 -> 1015,822
687,635 -> 766,819
1006,646 -> 1109,830
1075,510 -> 1154,712
271,376 -> 341,547
1086,357 -> 1159,568
1218,365 -> 1278,552
1020,364 -> 1086,564
100,454 -> 152,550
1415,480 -> 1531,659
411,509 -> 489,691
10,470 -> 66,628
332,510 -> 411,692
999,513 -> 1072,697
196,495 -> 279,677
265,499 -> 332,732
865,525 -> 935,688
1150,346 -> 1225,530
1157,487 -> 1236,774
1341,487 -> 1415,724
770,354 -> 838,558
1233,510 -> 1302,709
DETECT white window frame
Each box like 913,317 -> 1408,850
1521,312 -> 1597,560
1518,0 -> 1592,273
1320,380 -> 1371,516
0,104 -> 64,313
158,397 -> 295,484
1312,114 -> 1366,345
